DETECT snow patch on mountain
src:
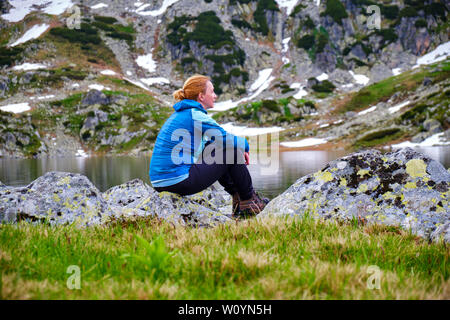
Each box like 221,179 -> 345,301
1,0 -> 73,22
10,24 -> 49,47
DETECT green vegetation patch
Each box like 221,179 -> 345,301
94,16 -> 118,24
0,46 -> 24,67
253,0 -> 280,36
50,18 -> 135,50
322,0 -> 348,25
341,59 -> 450,113
0,215 -> 448,299
0,111 -> 42,157
374,28 -> 398,47
31,68 -> 87,88
414,19 -> 428,29
166,11 -> 247,94
312,80 -> 336,93
229,0 -> 279,36
296,27 -> 330,61
399,6 -> 419,18
50,23 -> 102,45
290,3 -> 306,17
355,128 -> 403,148
168,11 -> 234,49
231,19 -> 252,30
400,104 -> 428,121
49,93 -> 85,135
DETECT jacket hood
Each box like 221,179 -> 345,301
173,99 -> 207,113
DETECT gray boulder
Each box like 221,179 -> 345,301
81,90 -> 110,106
0,172 -> 232,227
260,148 -> 450,242
80,110 -> 109,140
0,76 -> 10,97
422,77 -> 432,86
411,132 -> 431,143
423,119 -> 441,132
104,179 -> 232,227
0,172 -> 112,225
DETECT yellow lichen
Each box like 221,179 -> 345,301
340,178 -> 347,187
57,176 -> 71,186
404,182 -> 417,189
314,171 -> 333,182
405,159 -> 428,178
436,206 -> 445,213
357,184 -> 368,193
53,194 -> 61,202
382,192 -> 396,200
357,169 -> 370,178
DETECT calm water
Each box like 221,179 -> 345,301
1,147 -> 449,199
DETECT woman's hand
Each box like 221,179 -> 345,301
244,152 -> 249,165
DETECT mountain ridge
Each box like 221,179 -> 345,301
0,0 -> 448,158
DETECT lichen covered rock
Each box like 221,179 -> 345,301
260,148 -> 449,242
0,172 -> 113,226
104,179 -> 232,227
0,172 -> 232,227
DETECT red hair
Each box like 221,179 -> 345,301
173,74 -> 210,101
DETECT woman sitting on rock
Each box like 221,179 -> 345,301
149,74 -> 269,218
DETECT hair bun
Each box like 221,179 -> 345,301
173,88 -> 186,101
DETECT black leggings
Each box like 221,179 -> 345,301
154,147 -> 254,200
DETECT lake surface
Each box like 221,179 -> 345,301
1,147 -> 449,199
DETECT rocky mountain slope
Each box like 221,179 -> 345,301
0,0 -> 448,158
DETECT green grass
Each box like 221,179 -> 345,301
1,215 -> 448,299
340,59 -> 450,113
354,128 -> 404,148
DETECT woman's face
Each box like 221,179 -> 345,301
198,81 -> 217,109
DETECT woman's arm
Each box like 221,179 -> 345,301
192,109 -> 249,153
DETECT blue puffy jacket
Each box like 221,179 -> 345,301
149,99 -> 249,188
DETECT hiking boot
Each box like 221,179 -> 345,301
234,191 -> 270,219
232,192 -> 240,215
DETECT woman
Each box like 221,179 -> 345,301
149,74 -> 268,218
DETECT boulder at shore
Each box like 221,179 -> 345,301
0,172 -> 232,227
0,148 -> 449,242
259,148 -> 449,243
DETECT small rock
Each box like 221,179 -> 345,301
423,119 -> 441,131
411,132 -> 430,143
422,77 -> 432,86
81,90 -> 110,106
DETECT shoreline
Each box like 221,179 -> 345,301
1,142 -> 450,159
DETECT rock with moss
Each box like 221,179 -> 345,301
104,178 -> 232,227
81,90 -> 110,106
260,148 -> 450,242
0,172 -> 113,225
431,222 -> 450,243
0,172 -> 232,227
